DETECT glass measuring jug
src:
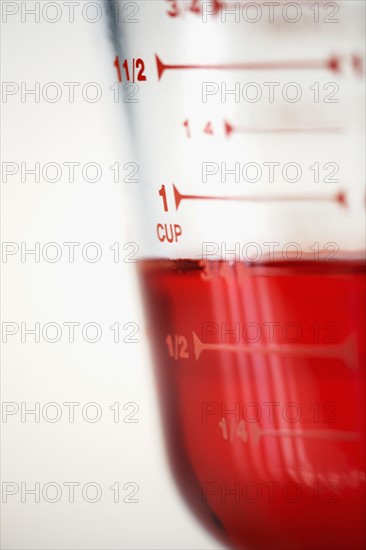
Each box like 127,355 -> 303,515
106,1 -> 365,548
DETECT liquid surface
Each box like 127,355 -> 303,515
139,259 -> 366,550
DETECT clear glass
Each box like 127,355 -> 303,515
107,1 -> 365,548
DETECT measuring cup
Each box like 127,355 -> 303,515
106,1 -> 365,548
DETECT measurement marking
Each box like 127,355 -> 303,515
173,184 -> 347,211
250,422 -> 361,445
156,54 -> 341,80
224,121 -> 345,137
132,58 -> 135,83
114,55 -> 122,83
192,332 -> 357,370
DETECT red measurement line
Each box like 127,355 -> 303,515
132,58 -> 135,83
250,423 -> 360,446
192,332 -> 357,370
224,121 -> 345,137
156,54 -> 341,80
173,184 -> 347,210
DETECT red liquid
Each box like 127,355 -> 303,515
139,259 -> 366,550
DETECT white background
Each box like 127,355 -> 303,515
0,1 -> 223,548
